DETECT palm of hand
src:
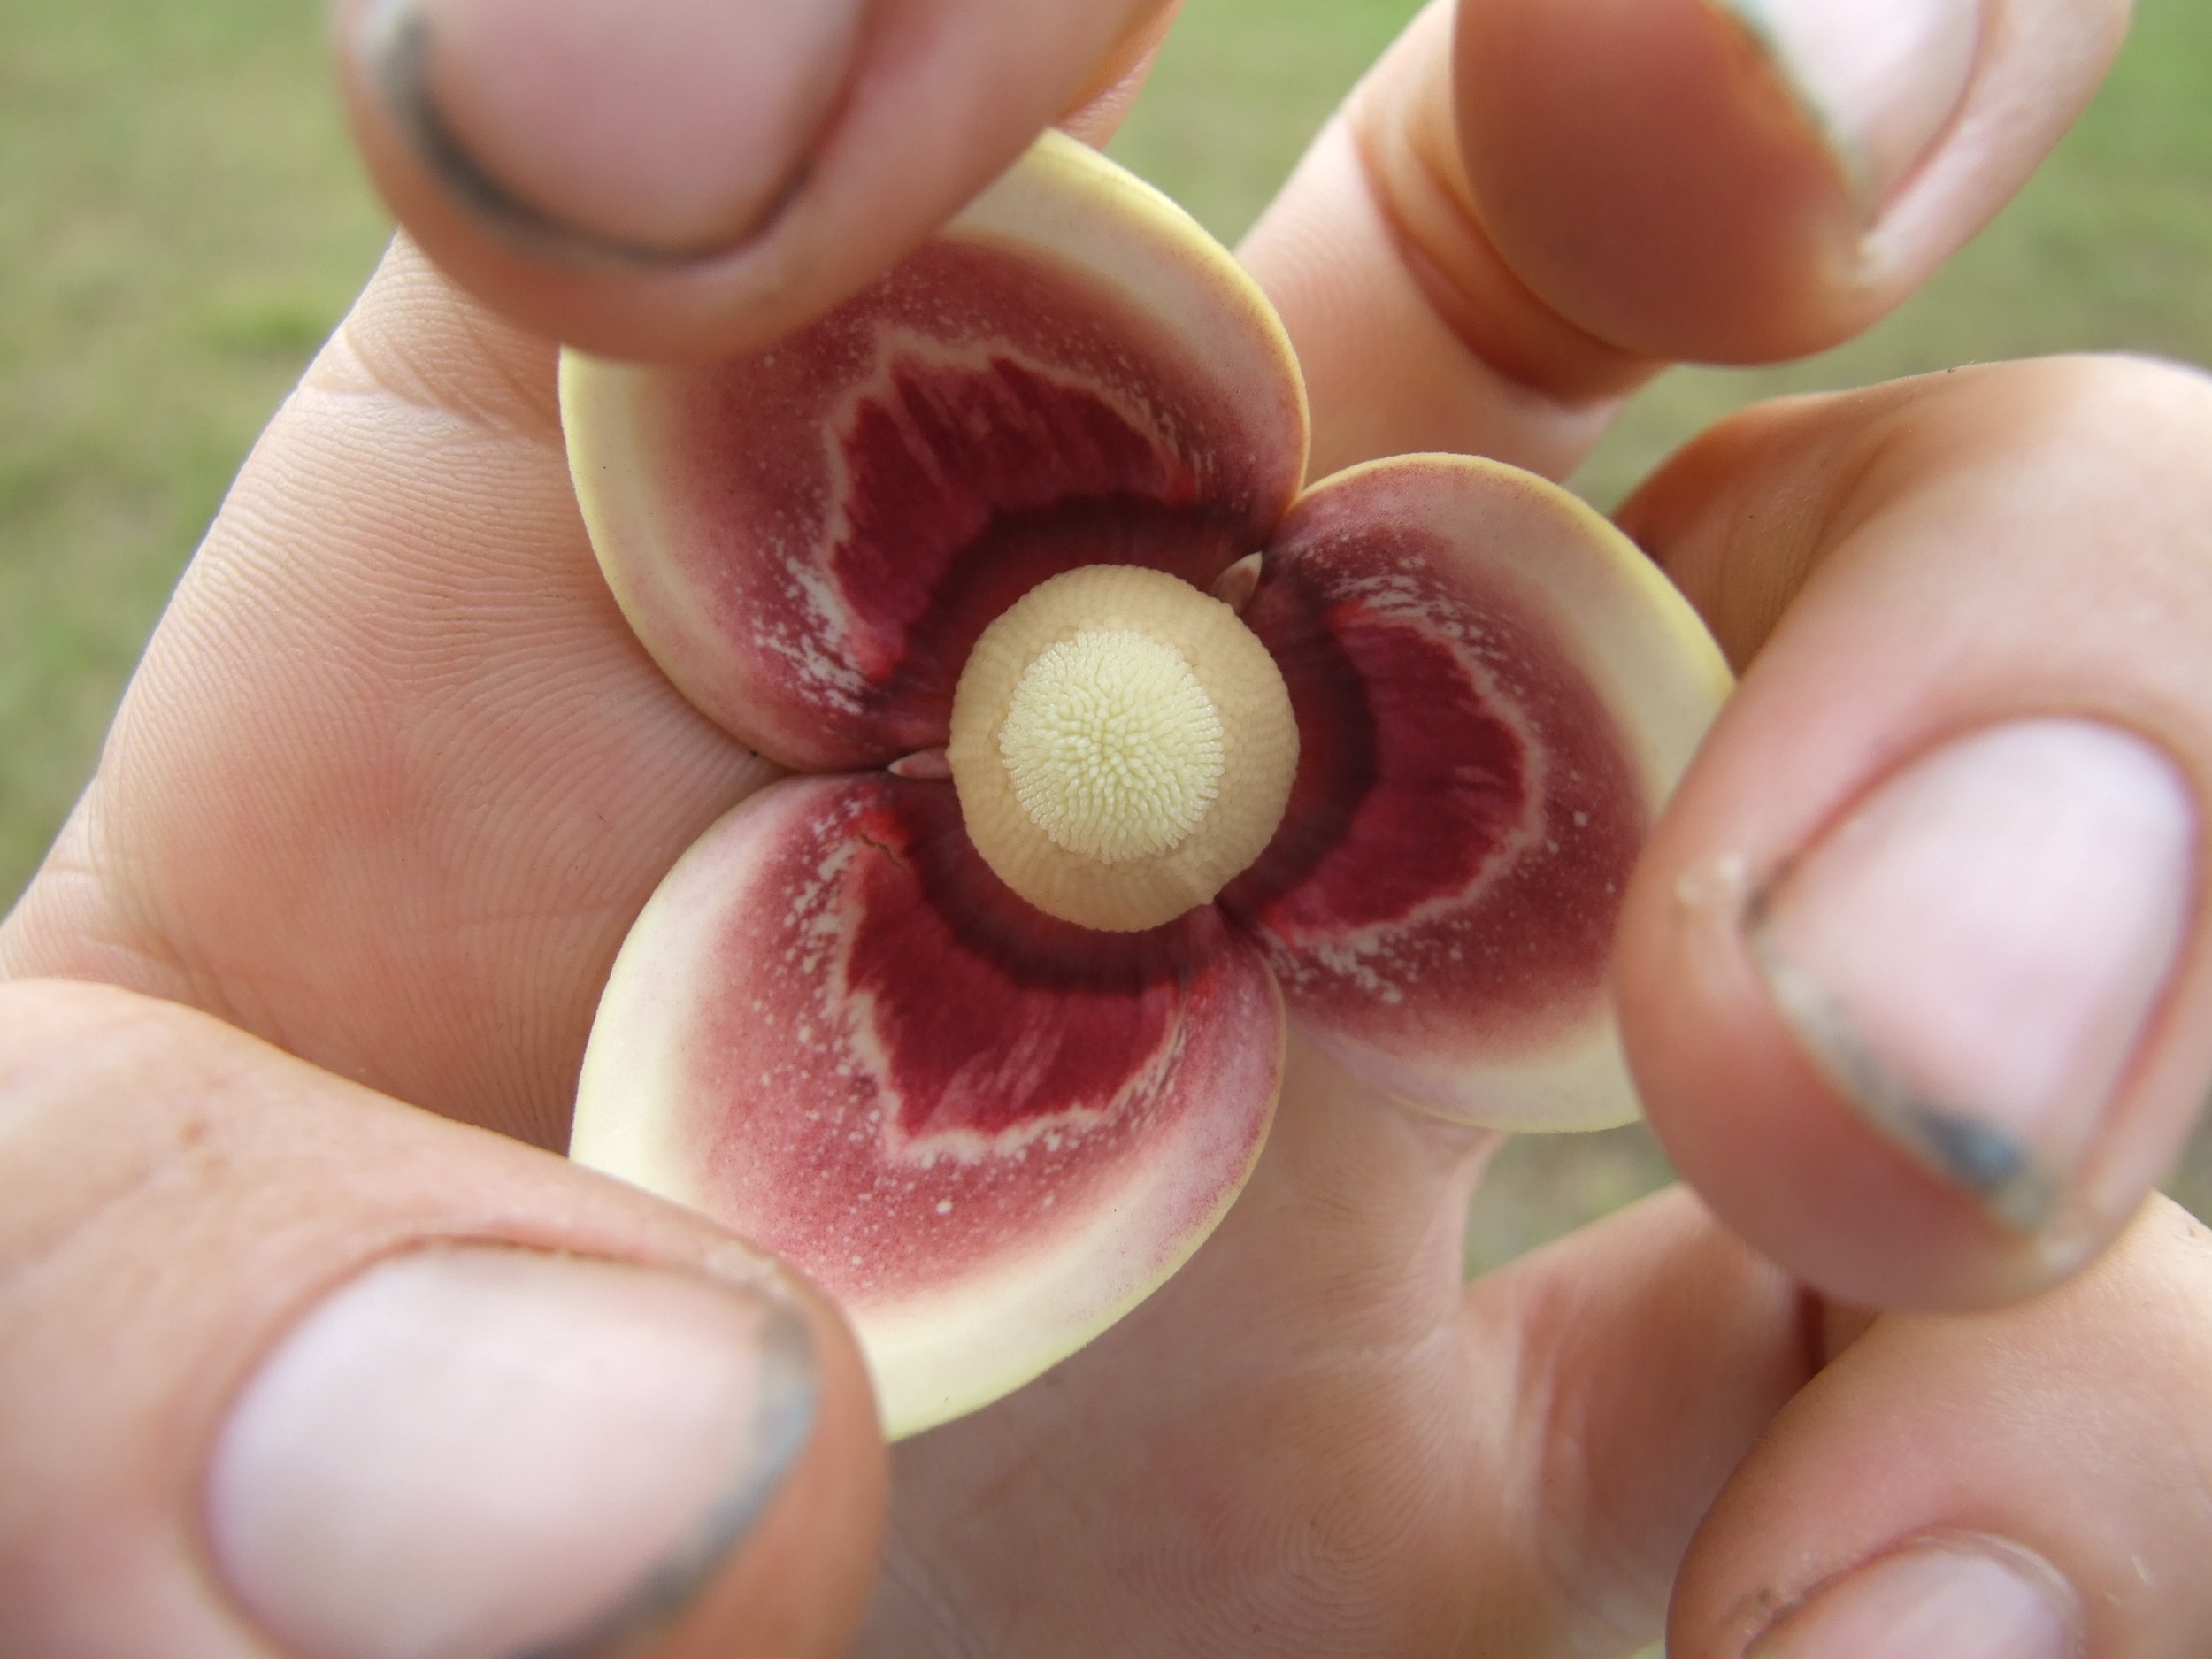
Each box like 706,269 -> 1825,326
864,1033 -> 1805,1659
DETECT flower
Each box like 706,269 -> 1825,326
562,134 -> 1728,1436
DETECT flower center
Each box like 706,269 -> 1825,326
997,630 -> 1226,864
948,564 -> 1298,933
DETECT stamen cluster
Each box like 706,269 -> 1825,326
949,565 -> 1298,932
998,628 -> 1227,865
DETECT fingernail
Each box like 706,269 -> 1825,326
1751,719 -> 2195,1233
357,0 -> 860,262
1713,0 -> 1983,211
209,1245 -> 817,1659
1749,1536 -> 2081,1659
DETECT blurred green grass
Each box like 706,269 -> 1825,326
0,0 -> 389,904
2,0 -> 2208,1252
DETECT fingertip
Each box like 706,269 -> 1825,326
1052,0 -> 1185,148
1614,365 -> 2212,1313
687,1283 -> 887,1659
334,0 -> 1171,359
1668,1201 -> 2212,1659
1615,834 -> 2037,1312
1451,0 -> 2124,363
343,0 -> 858,263
211,1250 -> 883,1659
0,984 -> 886,1659
1455,0 -> 1857,363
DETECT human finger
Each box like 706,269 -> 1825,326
1465,1183 -> 2212,1658
856,1050 -> 1798,1657
334,0 -> 1181,359
0,978 -> 884,1659
1667,1198 -> 2212,1659
1455,1187 -> 1815,1655
0,237 -> 776,1148
1237,0 -> 2127,479
1613,354 -> 2211,1310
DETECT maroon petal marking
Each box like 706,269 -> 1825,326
572,232 -> 1302,772
572,773 -> 1282,1434
1224,459 -> 1651,1125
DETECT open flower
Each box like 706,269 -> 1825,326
562,134 -> 1728,1436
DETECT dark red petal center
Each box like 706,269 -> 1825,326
1225,511 -> 1643,1041
663,242 -> 1277,761
687,778 -> 1276,1305
844,783 -> 1240,1142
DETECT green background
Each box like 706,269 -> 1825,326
3,0 -> 2208,1245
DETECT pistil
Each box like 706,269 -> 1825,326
949,565 -> 1299,931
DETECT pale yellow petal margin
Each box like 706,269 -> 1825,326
856,977 -> 1282,1438
956,130 -> 1310,493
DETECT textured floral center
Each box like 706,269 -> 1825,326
997,630 -> 1226,864
949,564 -> 1299,933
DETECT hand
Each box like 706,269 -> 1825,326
4,3 -> 2208,1658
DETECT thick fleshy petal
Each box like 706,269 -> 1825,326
1225,457 -> 1730,1129
562,133 -> 1308,772
572,773 -> 1283,1437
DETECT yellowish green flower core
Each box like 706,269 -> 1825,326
997,630 -> 1226,864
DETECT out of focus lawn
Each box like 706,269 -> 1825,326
2,0 -> 2208,1248
0,0 -> 388,900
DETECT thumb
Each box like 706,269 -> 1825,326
335,0 -> 1181,359
0,979 -> 883,1659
